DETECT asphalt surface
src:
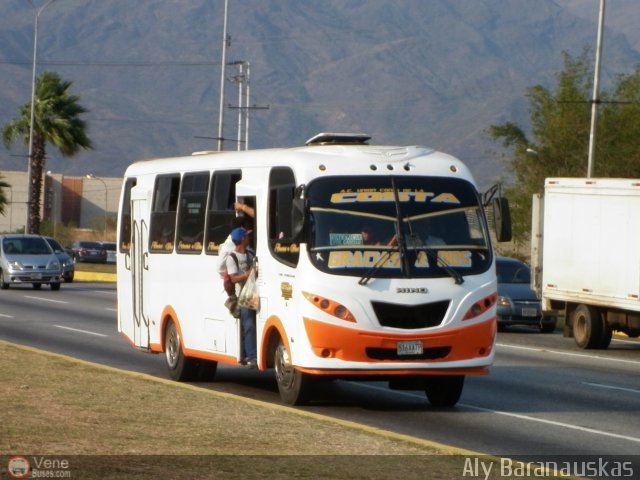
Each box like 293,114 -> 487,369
1,281 -> 639,465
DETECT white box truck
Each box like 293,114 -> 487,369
531,178 -> 640,349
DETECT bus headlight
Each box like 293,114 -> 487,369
302,291 -> 356,323
463,292 -> 497,320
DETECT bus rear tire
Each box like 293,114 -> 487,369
274,340 -> 310,405
164,320 -> 198,381
424,375 -> 464,407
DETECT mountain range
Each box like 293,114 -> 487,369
1,0 -> 639,189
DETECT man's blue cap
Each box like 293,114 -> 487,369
231,227 -> 250,244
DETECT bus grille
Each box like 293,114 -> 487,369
366,346 -> 451,361
371,300 -> 449,329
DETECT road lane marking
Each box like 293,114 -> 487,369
458,403 -> 640,444
497,343 -> 640,366
53,325 -> 108,337
105,308 -> 117,312
24,295 -> 68,304
353,382 -> 640,445
0,314 -> 14,319
582,382 -> 640,395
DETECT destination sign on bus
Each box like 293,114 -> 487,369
330,189 -> 461,205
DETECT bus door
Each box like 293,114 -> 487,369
235,187 -> 258,358
130,188 -> 151,349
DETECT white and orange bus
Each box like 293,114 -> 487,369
116,133 -> 511,406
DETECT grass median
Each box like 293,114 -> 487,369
1,341 -> 525,479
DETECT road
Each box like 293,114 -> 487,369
2,282 -> 640,463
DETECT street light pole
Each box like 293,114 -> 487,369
86,174 -> 108,240
587,0 -> 606,178
216,0 -> 230,151
26,0 -> 57,233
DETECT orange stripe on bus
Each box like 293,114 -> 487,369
303,317 -> 496,364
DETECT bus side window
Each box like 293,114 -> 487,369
176,172 -> 209,254
268,167 -> 299,267
149,174 -> 180,253
205,170 -> 241,255
118,178 -> 136,253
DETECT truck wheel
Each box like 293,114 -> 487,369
424,375 -> 465,407
164,321 -> 198,381
274,339 -> 311,405
598,323 -> 612,349
572,305 -> 604,349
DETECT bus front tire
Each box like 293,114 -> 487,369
424,375 -> 464,407
274,340 -> 310,406
164,321 -> 198,381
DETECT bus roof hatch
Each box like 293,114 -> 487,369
305,132 -> 371,146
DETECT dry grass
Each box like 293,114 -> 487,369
1,342 -> 552,479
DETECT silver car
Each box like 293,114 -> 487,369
0,234 -> 62,290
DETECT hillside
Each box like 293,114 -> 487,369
1,0 -> 639,188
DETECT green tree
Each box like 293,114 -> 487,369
489,50 -> 640,243
0,174 -> 10,217
3,71 -> 93,233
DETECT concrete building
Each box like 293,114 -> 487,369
0,170 -> 122,236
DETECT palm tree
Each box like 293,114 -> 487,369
3,71 -> 93,233
0,174 -> 10,217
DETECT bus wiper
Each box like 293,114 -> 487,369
415,242 -> 464,285
391,177 -> 411,276
358,249 -> 394,286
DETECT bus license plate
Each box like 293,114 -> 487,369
522,308 -> 537,317
397,340 -> 423,356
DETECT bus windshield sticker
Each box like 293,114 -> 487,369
329,233 -> 363,246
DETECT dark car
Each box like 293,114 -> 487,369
43,237 -> 75,282
496,257 -> 556,333
100,242 -> 117,264
70,240 -> 107,263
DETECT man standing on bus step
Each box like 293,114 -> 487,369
226,227 -> 257,368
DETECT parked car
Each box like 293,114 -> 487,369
496,256 -> 556,333
70,240 -> 107,263
43,237 -> 75,282
0,234 -> 62,290
100,242 -> 117,264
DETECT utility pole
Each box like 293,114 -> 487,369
228,61 -> 269,151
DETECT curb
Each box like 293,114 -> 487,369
74,271 -> 117,282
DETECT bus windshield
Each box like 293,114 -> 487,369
307,176 -> 492,279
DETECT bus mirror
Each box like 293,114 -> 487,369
291,198 -> 306,241
492,197 -> 512,242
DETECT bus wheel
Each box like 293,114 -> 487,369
572,305 -> 603,349
424,375 -> 464,407
164,321 -> 197,381
274,340 -> 310,406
